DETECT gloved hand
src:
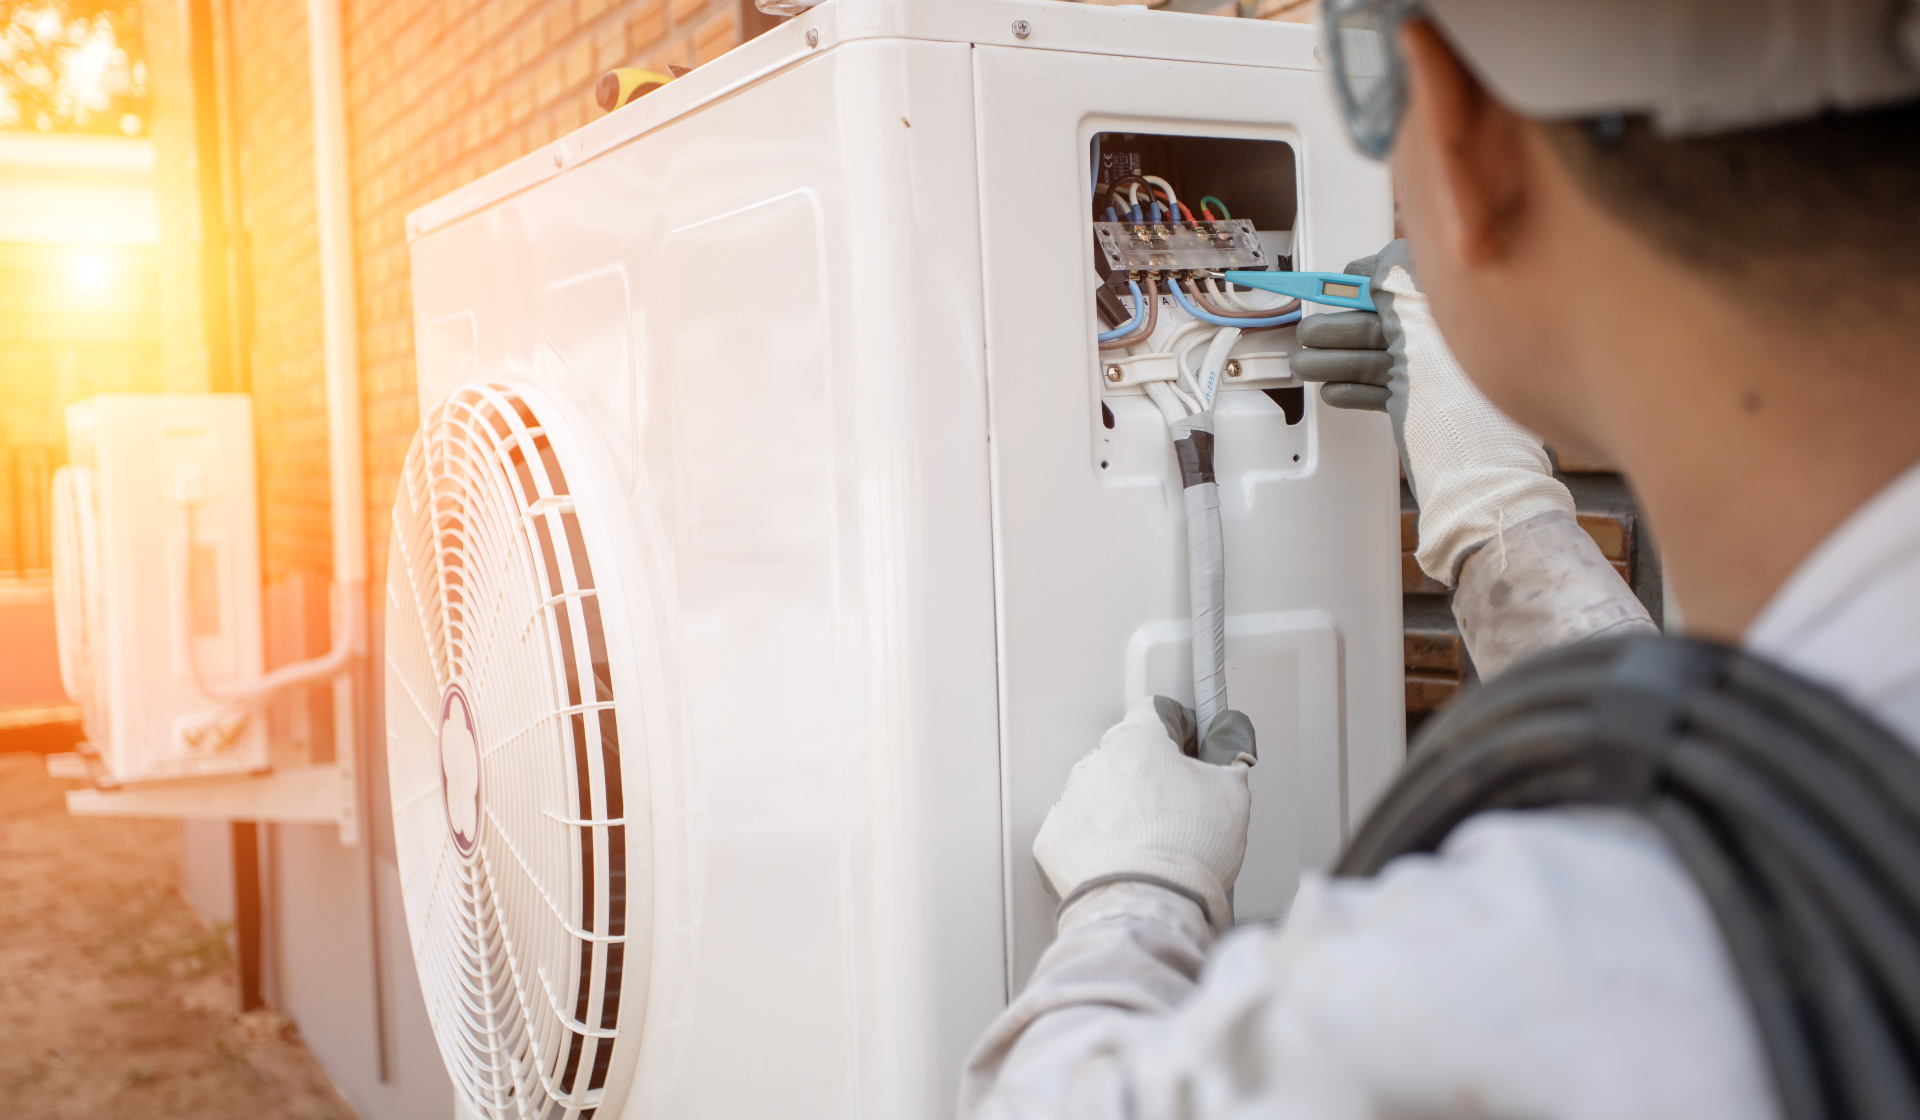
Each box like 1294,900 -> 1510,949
1033,696 -> 1255,934
1291,240 -> 1574,585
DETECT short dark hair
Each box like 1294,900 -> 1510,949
1542,101 -> 1920,313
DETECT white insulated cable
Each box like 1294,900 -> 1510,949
1207,276 -> 1293,314
1159,317 -> 1212,356
1194,327 -> 1240,412
1143,175 -> 1180,215
1208,275 -> 1255,312
1175,330 -> 1209,403
1143,381 -> 1189,425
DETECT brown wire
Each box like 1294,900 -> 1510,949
1184,278 -> 1301,320
1098,278 -> 1161,351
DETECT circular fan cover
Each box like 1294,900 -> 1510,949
386,382 -> 648,1120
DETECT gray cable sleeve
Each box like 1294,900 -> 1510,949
1171,412 -> 1226,738
1186,480 -> 1226,736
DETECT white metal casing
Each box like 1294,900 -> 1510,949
62,394 -> 267,782
398,2 -> 1401,1117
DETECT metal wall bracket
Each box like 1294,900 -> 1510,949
62,760 -> 361,845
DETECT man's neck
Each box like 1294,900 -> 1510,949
1589,291 -> 1920,643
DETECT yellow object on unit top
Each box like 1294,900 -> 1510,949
595,65 -> 692,113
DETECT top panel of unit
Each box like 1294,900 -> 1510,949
406,0 -> 1321,239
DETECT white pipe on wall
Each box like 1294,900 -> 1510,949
305,0 -> 390,1084
307,0 -> 366,597
304,0 -> 366,862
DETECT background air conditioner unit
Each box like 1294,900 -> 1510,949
391,3 -> 1402,1118
53,394 -> 267,784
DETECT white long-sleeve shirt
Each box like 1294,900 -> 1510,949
961,464 -> 1920,1120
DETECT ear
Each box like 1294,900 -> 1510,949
1398,19 -> 1533,267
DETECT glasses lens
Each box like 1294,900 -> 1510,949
1323,0 -> 1413,159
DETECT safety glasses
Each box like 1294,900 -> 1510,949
1322,0 -> 1425,160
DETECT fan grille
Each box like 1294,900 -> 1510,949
387,383 -> 635,1120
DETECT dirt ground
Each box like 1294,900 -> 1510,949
0,751 -> 360,1120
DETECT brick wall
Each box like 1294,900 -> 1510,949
346,0 -> 759,593
146,0 -> 764,600
141,0 -> 207,395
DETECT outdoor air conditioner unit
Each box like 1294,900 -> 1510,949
389,3 -> 1401,1118
52,394 -> 268,784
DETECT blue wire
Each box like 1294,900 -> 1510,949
1130,203 -> 1144,222
1168,280 -> 1303,328
1097,281 -> 1148,343
1105,207 -> 1118,223
1149,201 -> 1163,223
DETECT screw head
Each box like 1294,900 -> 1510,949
1012,19 -> 1031,38
806,27 -> 819,47
1106,366 -> 1124,383
553,153 -> 564,169
1226,359 -> 1242,378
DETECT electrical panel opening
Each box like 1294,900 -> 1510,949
1090,132 -> 1304,409
1091,132 -> 1309,487
1094,133 -> 1297,270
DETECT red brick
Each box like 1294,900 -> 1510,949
648,35 -> 694,73
694,7 -> 735,64
668,0 -> 707,26
595,20 -> 628,70
1403,629 -> 1464,675
563,37 -> 595,88
534,57 -> 564,104
546,1 -> 577,44
1402,553 -> 1447,596
1552,445 -> 1618,473
630,0 -> 668,51
1406,674 -> 1461,714
1576,511 -> 1632,562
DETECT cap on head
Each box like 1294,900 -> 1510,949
1424,0 -> 1920,135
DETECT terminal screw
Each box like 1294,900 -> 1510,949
1225,360 -> 1242,379
806,28 -> 819,47
1012,19 -> 1032,38
1106,366 -> 1124,384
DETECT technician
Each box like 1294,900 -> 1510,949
960,2 -> 1920,1117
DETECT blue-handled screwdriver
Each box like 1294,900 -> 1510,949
1221,270 -> 1376,312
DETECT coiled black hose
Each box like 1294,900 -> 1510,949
1336,634 -> 1920,1120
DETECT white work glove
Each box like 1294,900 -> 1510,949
1292,240 -> 1574,586
1033,696 -> 1255,934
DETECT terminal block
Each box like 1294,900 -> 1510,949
1094,218 -> 1268,280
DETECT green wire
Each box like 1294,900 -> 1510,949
1200,195 -> 1231,220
